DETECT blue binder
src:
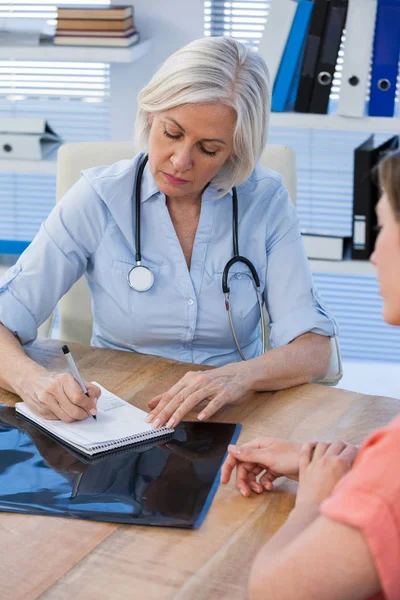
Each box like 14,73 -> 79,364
369,0 -> 400,117
272,0 -> 314,113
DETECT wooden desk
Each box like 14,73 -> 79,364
0,340 -> 398,600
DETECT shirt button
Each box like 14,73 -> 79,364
188,298 -> 194,305
236,274 -> 242,280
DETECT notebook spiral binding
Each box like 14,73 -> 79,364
78,431 -> 175,463
89,426 -> 173,452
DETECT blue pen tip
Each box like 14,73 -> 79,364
61,345 -> 69,354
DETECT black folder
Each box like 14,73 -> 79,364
294,0 -> 330,113
352,135 -> 399,260
309,0 -> 348,115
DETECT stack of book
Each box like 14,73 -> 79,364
54,5 -> 139,47
259,0 -> 400,118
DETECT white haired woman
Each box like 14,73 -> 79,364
0,37 -> 337,424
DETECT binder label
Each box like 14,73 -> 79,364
353,216 -> 366,248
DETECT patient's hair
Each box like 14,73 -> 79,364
379,149 -> 400,220
135,36 -> 271,197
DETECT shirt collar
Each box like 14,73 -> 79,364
140,161 -> 160,203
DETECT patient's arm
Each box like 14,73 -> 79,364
249,513 -> 380,600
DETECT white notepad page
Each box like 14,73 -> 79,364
15,382 -> 174,456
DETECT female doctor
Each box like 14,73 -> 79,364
0,37 -> 338,425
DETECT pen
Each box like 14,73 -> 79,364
61,344 -> 97,420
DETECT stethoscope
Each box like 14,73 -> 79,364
127,153 -> 266,360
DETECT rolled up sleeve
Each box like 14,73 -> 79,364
0,176 -> 108,345
264,184 -> 338,349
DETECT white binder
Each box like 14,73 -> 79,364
257,0 -> 297,89
338,0 -> 378,118
0,118 -> 62,160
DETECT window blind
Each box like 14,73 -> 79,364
268,126 -> 391,237
314,273 -> 400,363
205,0 -> 400,362
0,0 -> 111,256
204,0 -> 268,50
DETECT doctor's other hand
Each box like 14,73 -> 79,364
220,438 -> 302,497
20,372 -> 101,423
146,363 -> 251,428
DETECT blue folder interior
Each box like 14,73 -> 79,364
0,406 -> 241,528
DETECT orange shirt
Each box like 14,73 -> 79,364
321,414 -> 400,600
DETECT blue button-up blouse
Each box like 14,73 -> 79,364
0,152 -> 338,366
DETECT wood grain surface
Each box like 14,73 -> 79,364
0,340 -> 397,600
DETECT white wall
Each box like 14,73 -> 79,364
110,0 -> 205,140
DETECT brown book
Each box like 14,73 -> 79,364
55,26 -> 136,37
53,32 -> 139,47
57,5 -> 133,20
57,17 -> 133,30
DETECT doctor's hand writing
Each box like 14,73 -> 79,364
21,372 -> 100,423
146,363 -> 252,429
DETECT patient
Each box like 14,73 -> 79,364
221,149 -> 400,600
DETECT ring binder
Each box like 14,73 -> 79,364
352,134 -> 399,260
369,0 -> 400,117
295,0 -> 330,113
272,0 -> 315,113
309,0 -> 349,114
337,0 -> 378,118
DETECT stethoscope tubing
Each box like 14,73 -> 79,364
129,153 -> 267,359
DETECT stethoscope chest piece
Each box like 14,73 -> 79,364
127,265 -> 154,292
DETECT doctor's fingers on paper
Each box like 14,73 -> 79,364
22,372 -> 101,423
147,368 -> 247,428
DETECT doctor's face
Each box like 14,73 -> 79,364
147,102 -> 235,201
370,193 -> 400,325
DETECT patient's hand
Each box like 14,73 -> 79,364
220,437 -> 302,497
296,440 -> 358,509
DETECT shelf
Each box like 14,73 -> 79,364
309,258 -> 375,276
0,151 -> 58,175
270,112 -> 400,133
0,38 -> 150,63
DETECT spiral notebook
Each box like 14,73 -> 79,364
15,383 -> 174,456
